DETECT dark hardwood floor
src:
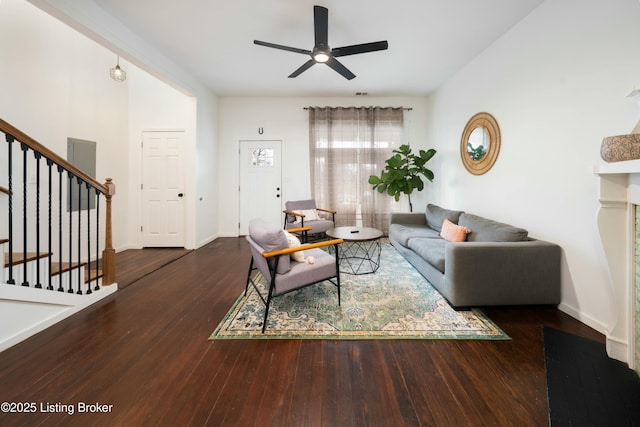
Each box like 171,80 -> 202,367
112,247 -> 193,289
0,238 -> 605,426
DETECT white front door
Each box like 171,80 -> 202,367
239,140 -> 282,235
141,131 -> 185,247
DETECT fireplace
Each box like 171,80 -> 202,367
595,159 -> 640,368
636,205 -> 640,374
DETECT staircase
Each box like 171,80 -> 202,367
0,119 -> 117,352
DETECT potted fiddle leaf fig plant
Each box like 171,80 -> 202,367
368,144 -> 436,212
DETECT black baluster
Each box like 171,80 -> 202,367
34,152 -> 42,288
5,134 -> 15,284
76,177 -> 82,295
20,143 -> 28,287
46,159 -> 53,290
68,172 -> 73,293
57,165 -> 63,292
86,183 -> 92,295
95,191 -> 100,291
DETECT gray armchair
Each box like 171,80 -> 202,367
283,199 -> 336,243
245,218 -> 343,332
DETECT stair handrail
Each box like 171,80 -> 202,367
0,119 -> 109,195
0,118 -> 116,285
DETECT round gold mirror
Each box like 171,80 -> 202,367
460,112 -> 501,175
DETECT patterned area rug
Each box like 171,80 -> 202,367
210,242 -> 508,340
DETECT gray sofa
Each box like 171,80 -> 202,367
389,204 -> 561,308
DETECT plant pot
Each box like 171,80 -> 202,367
600,133 -> 640,162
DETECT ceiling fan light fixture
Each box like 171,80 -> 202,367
312,48 -> 330,63
254,5 -> 388,79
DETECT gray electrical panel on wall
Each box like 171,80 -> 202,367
67,137 -> 96,212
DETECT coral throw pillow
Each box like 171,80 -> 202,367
440,219 -> 471,242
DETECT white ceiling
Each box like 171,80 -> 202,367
91,0 -> 545,97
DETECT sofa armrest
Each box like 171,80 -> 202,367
444,239 -> 561,307
390,212 -> 427,226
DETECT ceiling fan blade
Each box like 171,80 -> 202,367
254,40 -> 311,55
326,57 -> 356,80
314,5 -> 329,47
288,59 -> 315,78
332,41 -> 389,57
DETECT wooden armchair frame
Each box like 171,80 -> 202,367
245,226 -> 344,332
282,207 -> 337,243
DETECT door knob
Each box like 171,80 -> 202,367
178,193 -> 184,197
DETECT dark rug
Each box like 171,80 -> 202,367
544,326 -> 640,426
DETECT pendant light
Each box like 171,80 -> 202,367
109,56 -> 126,82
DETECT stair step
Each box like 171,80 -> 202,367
50,261 -> 87,276
4,252 -> 51,267
87,269 -> 103,282
51,263 -> 102,284
4,253 -> 103,285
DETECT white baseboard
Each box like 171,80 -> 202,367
558,301 -> 629,365
558,302 -> 608,334
116,243 -> 138,252
606,335 -> 630,365
196,233 -> 221,248
215,232 -> 240,238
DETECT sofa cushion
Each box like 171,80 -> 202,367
249,218 -> 291,273
458,213 -> 528,242
389,223 -> 440,246
274,247 -> 336,295
425,204 -> 464,232
440,219 -> 471,242
407,237 -> 446,273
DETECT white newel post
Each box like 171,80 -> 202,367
594,159 -> 640,367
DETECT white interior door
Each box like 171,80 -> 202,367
141,131 -> 185,247
239,140 -> 282,235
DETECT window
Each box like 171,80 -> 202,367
250,147 -> 274,167
308,107 -> 405,234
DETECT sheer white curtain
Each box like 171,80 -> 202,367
308,106 -> 405,234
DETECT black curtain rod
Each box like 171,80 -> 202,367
303,107 -> 413,111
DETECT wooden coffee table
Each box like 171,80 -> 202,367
326,226 -> 383,275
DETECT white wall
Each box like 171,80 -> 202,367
6,0 -> 218,250
424,0 -> 640,333
0,0 -> 130,249
217,97 -> 432,236
127,65 -> 198,249
194,92 -> 219,246
127,69 -> 220,248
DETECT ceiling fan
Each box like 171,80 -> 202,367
254,5 -> 388,80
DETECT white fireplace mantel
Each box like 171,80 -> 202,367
594,158 -> 640,366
